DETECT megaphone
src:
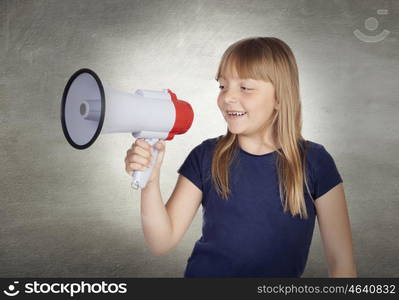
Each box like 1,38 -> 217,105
61,68 -> 194,189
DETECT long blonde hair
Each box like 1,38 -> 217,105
211,37 -> 314,219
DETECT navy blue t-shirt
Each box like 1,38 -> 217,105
177,135 -> 343,278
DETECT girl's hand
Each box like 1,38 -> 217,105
124,138 -> 166,182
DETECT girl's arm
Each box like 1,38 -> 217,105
314,183 -> 358,277
141,174 -> 202,256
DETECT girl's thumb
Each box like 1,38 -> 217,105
152,140 -> 165,170
155,140 -> 165,151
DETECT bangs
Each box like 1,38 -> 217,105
215,40 -> 273,83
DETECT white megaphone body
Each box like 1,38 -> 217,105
61,68 -> 194,189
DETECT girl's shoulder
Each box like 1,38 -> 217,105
302,139 -> 341,175
302,139 -> 331,157
186,135 -> 222,158
301,139 -> 343,198
302,139 -> 325,153
195,135 -> 223,149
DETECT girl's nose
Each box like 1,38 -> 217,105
223,90 -> 239,104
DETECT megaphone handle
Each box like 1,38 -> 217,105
131,138 -> 160,189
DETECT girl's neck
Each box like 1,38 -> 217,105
237,134 -> 280,156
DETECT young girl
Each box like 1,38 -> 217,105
124,37 -> 357,278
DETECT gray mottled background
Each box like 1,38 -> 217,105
1,0 -> 398,277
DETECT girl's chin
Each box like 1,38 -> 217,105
227,126 -> 246,134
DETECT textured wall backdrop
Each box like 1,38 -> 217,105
0,0 -> 398,277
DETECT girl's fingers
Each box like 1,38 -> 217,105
126,162 -> 147,174
132,145 -> 152,159
135,138 -> 151,151
128,154 -> 151,166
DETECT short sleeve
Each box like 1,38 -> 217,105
177,144 -> 203,192
313,146 -> 343,200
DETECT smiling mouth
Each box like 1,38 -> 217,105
226,112 -> 247,119
227,112 -> 246,115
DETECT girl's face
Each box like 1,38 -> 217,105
217,66 -> 278,136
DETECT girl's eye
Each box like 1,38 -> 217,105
218,85 -> 252,91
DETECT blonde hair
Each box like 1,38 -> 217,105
212,37 -> 314,219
